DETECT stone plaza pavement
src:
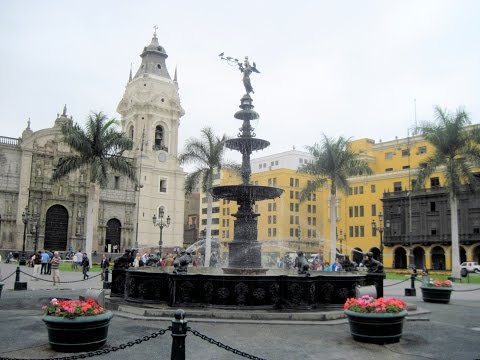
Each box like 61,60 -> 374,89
0,262 -> 479,360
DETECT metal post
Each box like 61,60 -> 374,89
404,272 -> 417,296
14,266 -> 27,290
103,268 -> 111,289
171,309 -> 187,360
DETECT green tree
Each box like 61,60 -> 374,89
415,106 -> 480,278
298,135 -> 372,265
52,112 -> 137,261
178,127 -> 235,267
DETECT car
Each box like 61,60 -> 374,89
460,261 -> 480,276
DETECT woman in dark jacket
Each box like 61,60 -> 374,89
81,253 -> 90,280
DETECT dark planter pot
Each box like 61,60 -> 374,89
42,311 -> 113,352
344,310 -> 407,344
420,286 -> 452,304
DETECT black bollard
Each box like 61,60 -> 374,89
171,309 -> 187,360
404,273 -> 417,296
14,266 -> 27,291
103,268 -> 111,289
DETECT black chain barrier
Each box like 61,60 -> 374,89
19,269 -> 102,283
187,327 -> 268,360
383,278 -> 411,287
0,327 -> 171,360
0,270 -> 17,282
413,276 -> 480,291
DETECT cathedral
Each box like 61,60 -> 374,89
0,31 -> 186,259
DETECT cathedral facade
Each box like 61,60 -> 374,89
0,32 -> 185,258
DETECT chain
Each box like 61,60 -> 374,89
383,278 -> 410,287
187,327 -> 267,360
19,269 -> 102,283
0,270 -> 17,282
0,327 -> 171,360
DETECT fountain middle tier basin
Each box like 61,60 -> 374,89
112,268 -> 384,309
211,184 -> 283,201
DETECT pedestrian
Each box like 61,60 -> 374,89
5,252 -> 13,263
74,250 -> 82,271
50,251 -> 61,286
46,251 -> 53,275
40,250 -> 49,274
81,253 -> 90,280
100,254 -> 109,280
32,251 -> 42,280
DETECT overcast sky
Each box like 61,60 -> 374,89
1,0 -> 479,160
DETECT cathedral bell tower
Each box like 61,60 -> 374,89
117,29 -> 185,252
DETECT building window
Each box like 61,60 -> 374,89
154,125 -> 165,150
371,184 -> 376,193
275,161 -> 278,165
268,203 -> 272,211
418,146 -> 427,154
349,207 -> 353,217
431,177 -> 440,188
295,191 -> 299,199
268,178 -> 272,186
273,228 -> 277,236
354,187 -> 358,195
295,216 -> 299,225
295,179 -> 299,188
402,149 -> 410,157
290,178 -> 294,187
268,228 -> 272,237
290,203 -> 294,211
360,226 -> 364,237
114,176 -> 120,190
355,226 -> 359,237
290,228 -> 294,237
312,229 -> 317,237
307,205 -> 311,213
349,226 -> 354,238
312,205 -> 316,213
295,204 -> 299,212
273,215 -> 277,224
273,203 -> 277,211
159,178 -> 167,193
394,181 -> 402,192
431,228 -> 437,235
308,217 -> 311,226
402,165 -> 410,170
359,186 -> 364,194
385,168 -> 393,172
268,216 -> 272,224
349,187 -> 353,195
273,178 -> 277,186
359,206 -> 364,217
128,125 -> 134,140
473,227 -> 480,234
354,206 -> 359,217
290,191 -> 294,199
385,152 -> 394,160
430,201 -> 436,212
312,217 -> 316,226
290,215 -> 294,224
371,204 -> 376,216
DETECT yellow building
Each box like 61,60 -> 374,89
199,133 -> 480,270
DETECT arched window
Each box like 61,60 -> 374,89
128,125 -> 134,140
154,125 -> 167,151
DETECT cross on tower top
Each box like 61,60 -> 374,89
153,25 -> 158,37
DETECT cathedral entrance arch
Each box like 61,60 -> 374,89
413,247 -> 425,269
431,246 -> 445,270
105,218 -> 122,253
44,205 -> 69,251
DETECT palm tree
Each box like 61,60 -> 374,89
415,106 -> 480,278
178,127 -> 235,267
52,112 -> 137,261
298,135 -> 372,265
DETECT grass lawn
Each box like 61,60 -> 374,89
385,271 -> 480,284
59,263 -> 103,272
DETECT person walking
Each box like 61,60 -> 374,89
100,254 -> 109,281
40,251 -> 49,274
32,251 -> 42,280
50,251 -> 61,286
81,253 -> 90,280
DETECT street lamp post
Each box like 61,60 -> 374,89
152,208 -> 171,259
297,226 -> 301,251
20,207 -> 30,265
371,212 -> 390,264
31,219 -> 40,254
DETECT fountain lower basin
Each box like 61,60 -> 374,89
111,268 -> 384,309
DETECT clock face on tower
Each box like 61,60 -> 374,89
158,151 -> 167,162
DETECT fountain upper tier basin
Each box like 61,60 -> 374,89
225,138 -> 270,152
211,184 -> 283,201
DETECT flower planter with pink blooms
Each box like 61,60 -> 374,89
344,296 -> 407,344
420,278 -> 453,304
42,298 -> 113,352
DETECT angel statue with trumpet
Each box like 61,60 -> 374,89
219,53 -> 260,94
